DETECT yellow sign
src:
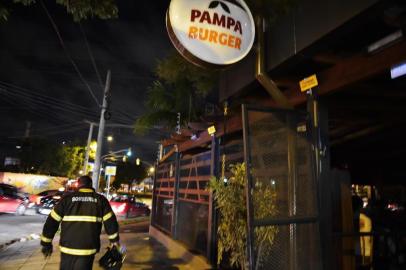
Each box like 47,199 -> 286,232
207,125 -> 216,135
299,74 -> 318,92
105,166 -> 117,176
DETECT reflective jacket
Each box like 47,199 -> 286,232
40,188 -> 119,256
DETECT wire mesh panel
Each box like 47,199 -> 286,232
152,161 -> 175,234
175,150 -> 211,255
220,138 -> 245,180
243,105 -> 322,270
176,201 -> 209,254
255,223 -> 322,270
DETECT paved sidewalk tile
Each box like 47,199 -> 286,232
0,233 -> 196,270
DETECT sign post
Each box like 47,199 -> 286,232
105,166 -> 117,199
299,74 -> 319,92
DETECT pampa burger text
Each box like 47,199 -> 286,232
167,0 -> 255,67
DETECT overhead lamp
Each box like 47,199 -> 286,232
107,135 -> 113,142
367,29 -> 403,53
391,61 -> 406,79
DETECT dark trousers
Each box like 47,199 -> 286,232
60,253 -> 95,270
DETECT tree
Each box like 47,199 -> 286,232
134,51 -> 219,134
0,0 -> 118,22
111,161 -> 147,191
209,163 -> 278,270
18,138 -> 84,178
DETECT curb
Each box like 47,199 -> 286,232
118,216 -> 150,225
0,233 -> 40,251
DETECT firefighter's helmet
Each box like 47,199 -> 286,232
99,245 -> 125,270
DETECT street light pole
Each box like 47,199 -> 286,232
92,70 -> 111,190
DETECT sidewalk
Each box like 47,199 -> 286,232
0,231 -> 200,270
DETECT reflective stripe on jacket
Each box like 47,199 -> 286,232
41,188 -> 119,255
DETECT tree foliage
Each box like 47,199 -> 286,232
111,161 -> 147,190
17,138 -> 84,178
0,0 -> 118,22
209,163 -> 278,270
134,51 -> 219,134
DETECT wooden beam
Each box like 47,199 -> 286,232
285,39 -> 406,106
273,78 -> 297,88
178,115 -> 242,152
161,138 -> 178,147
159,147 -> 176,163
313,53 -> 342,64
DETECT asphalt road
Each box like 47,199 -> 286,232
0,209 -> 46,245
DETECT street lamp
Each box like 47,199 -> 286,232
135,158 -> 155,176
101,147 -> 132,160
96,148 -> 132,190
107,135 -> 114,142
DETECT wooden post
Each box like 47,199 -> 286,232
208,136 -> 220,263
171,151 -> 181,238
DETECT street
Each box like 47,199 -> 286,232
0,210 -> 46,246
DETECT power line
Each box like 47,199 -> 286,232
0,88 -> 99,121
0,82 -> 99,116
0,93 -> 70,125
79,22 -> 105,92
8,125 -> 88,139
39,0 -> 100,107
77,25 -> 144,123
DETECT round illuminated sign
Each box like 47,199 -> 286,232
166,0 -> 255,68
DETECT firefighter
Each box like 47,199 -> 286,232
40,175 -> 120,270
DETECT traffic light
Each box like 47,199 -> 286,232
136,158 -> 140,166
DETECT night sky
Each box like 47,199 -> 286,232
0,0 -> 173,163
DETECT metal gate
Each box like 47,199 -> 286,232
242,104 -> 322,270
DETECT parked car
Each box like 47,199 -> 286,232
109,195 -> 150,218
37,191 -> 64,215
0,183 -> 27,215
29,189 -> 59,210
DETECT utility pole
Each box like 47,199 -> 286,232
82,121 -> 132,176
83,121 -> 95,174
92,70 -> 111,190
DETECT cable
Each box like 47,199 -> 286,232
79,22 -> 105,92
39,0 -> 100,107
1,89 -> 99,121
8,125 -> 88,139
0,81 -> 97,114
0,93 -> 66,125
77,26 -> 144,124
